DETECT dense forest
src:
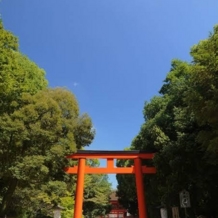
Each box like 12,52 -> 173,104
117,25 -> 218,218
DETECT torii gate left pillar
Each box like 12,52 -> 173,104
65,150 -> 156,218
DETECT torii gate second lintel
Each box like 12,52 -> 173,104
65,150 -> 156,218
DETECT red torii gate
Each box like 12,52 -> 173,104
65,150 -> 156,218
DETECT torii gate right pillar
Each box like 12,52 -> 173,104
135,158 -> 147,218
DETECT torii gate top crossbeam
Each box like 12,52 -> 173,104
66,150 -> 155,159
65,150 -> 156,174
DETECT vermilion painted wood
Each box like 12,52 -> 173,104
65,150 -> 156,218
73,158 -> 85,218
65,166 -> 156,174
135,158 -> 147,218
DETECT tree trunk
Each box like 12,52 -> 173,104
0,178 -> 18,216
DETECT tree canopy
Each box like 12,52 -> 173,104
117,25 -> 218,218
0,21 -> 111,218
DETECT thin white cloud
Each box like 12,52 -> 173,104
73,82 -> 79,87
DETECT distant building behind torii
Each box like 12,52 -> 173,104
100,190 -> 140,218
98,190 -> 128,218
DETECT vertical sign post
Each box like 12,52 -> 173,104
180,190 -> 191,218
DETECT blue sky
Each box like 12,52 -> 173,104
1,0 -> 218,188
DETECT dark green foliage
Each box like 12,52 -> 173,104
83,173 -> 112,217
186,25 -> 218,152
117,25 -> 218,218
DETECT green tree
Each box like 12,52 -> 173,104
0,22 -> 95,217
116,163 -> 138,215
60,196 -> 75,218
82,160 -> 112,218
0,20 -> 47,216
118,31 -> 218,217
186,25 -> 218,152
0,88 -> 95,216
0,21 -> 47,108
